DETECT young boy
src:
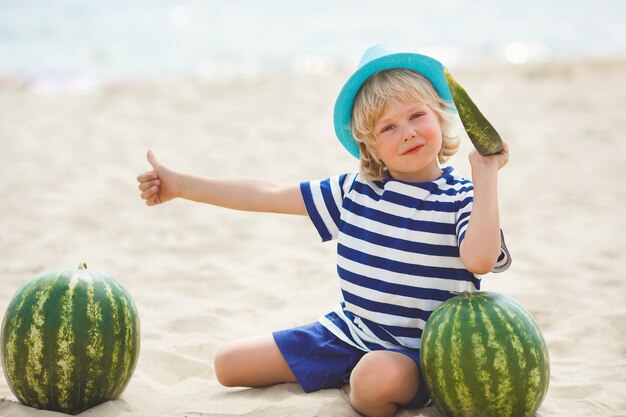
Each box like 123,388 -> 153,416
137,45 -> 511,417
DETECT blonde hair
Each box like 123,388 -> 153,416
351,68 -> 460,181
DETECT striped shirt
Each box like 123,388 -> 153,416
300,165 -> 511,354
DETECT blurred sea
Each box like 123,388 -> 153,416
1,0 -> 625,89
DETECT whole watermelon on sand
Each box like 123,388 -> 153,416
1,263 -> 140,415
420,291 -> 549,417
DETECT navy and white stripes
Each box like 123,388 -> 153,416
301,166 -> 511,353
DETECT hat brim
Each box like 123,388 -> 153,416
333,52 -> 455,159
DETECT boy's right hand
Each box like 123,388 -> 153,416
137,150 -> 179,206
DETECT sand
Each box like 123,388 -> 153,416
0,58 -> 625,417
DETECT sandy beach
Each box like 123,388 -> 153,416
0,58 -> 625,417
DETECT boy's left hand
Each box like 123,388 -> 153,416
469,141 -> 509,171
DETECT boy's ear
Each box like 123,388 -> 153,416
360,140 -> 382,162
368,149 -> 380,161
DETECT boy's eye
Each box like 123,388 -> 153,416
410,112 -> 425,120
380,124 -> 394,134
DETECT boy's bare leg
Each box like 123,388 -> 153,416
343,351 -> 420,417
214,334 -> 297,388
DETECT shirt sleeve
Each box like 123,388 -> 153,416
300,172 -> 357,242
455,187 -> 512,273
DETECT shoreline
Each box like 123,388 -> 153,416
1,55 -> 625,94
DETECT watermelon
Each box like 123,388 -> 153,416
444,69 -> 504,156
1,263 -> 140,415
420,291 -> 549,417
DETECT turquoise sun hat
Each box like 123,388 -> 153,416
333,45 -> 456,159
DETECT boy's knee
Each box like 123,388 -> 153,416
350,351 -> 419,404
214,344 -> 239,387
351,352 -> 394,400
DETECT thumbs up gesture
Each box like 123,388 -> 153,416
137,150 -> 180,206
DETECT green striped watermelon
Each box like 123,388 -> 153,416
1,263 -> 140,415
420,291 -> 549,417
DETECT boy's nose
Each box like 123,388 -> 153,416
403,130 -> 417,143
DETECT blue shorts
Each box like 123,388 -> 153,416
273,322 -> 431,409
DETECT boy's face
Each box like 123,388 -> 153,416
373,100 -> 443,182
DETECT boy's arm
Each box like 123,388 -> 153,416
459,142 -> 509,275
178,174 -> 306,215
137,150 -> 307,215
